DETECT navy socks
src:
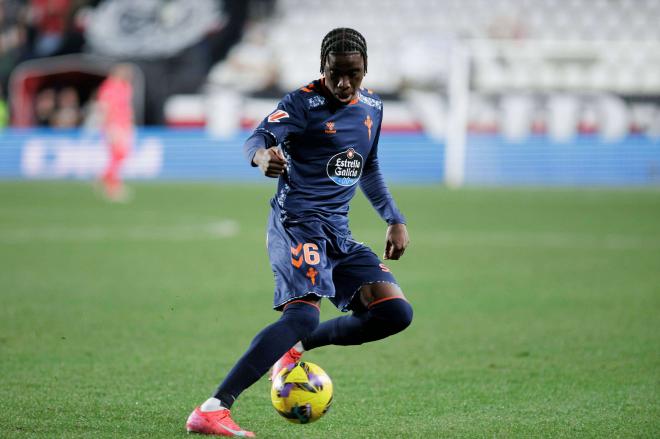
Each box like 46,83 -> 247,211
302,297 -> 413,350
213,301 -> 319,408
212,298 -> 412,408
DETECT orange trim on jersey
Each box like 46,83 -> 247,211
301,82 -> 316,92
291,243 -> 303,255
284,300 -> 321,311
291,257 -> 303,268
367,295 -> 407,309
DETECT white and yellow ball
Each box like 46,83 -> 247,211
270,361 -> 333,424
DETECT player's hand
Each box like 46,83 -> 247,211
253,147 -> 287,178
384,223 -> 409,260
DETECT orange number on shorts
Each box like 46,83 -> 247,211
303,243 -> 320,265
291,242 -> 321,268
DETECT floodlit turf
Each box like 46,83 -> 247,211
1,181 -> 659,438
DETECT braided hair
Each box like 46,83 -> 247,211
320,28 -> 368,73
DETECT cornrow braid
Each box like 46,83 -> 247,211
320,27 -> 368,73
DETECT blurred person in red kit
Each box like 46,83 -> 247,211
97,63 -> 134,202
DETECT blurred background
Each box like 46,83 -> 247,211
1,0 -> 659,186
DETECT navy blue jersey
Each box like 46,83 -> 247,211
244,79 -> 405,232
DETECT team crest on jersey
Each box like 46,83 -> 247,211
364,115 -> 373,140
325,121 -> 336,134
268,110 -> 289,123
326,148 -> 364,186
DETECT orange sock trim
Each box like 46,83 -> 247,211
284,300 -> 321,312
367,295 -> 407,309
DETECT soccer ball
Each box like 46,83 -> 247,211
270,361 -> 333,424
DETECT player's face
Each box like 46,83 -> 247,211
323,52 -> 365,104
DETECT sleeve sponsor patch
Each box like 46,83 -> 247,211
268,110 -> 290,123
357,93 -> 382,110
307,95 -> 326,108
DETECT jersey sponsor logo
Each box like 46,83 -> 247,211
21,136 -> 162,178
307,95 -> 326,108
268,110 -> 290,123
324,121 -> 336,134
326,147 -> 364,186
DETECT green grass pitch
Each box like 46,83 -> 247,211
1,181 -> 659,438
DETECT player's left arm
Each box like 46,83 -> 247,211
359,118 -> 409,260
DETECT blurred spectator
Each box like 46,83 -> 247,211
207,0 -> 250,67
27,0 -> 71,57
0,0 -> 28,87
488,14 -> 527,40
81,88 -> 100,131
208,22 -> 277,93
34,87 -> 56,126
52,0 -> 94,56
0,83 -> 8,129
50,86 -> 81,128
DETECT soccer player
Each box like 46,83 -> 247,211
186,28 -> 413,437
97,64 -> 134,202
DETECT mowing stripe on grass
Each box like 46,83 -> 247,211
0,220 -> 239,242
354,230 -> 660,250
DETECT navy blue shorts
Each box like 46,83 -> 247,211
267,209 -> 398,312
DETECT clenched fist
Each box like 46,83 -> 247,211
253,147 -> 287,178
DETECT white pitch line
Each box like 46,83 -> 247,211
0,220 -> 239,243
2,223 -> 658,250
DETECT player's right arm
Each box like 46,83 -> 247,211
252,146 -> 286,178
243,91 -> 307,178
